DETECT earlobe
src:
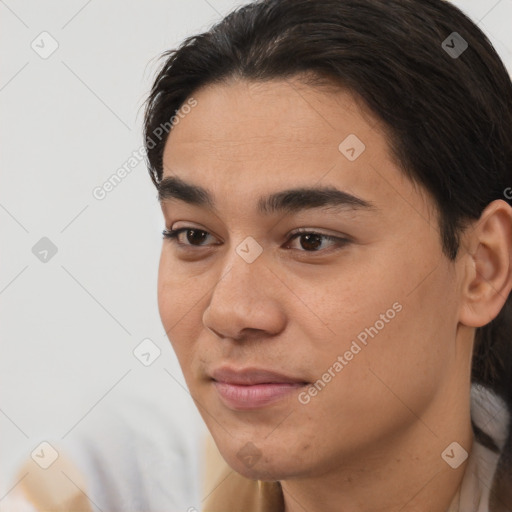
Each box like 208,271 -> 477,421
459,200 -> 512,328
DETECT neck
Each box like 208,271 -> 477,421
281,389 -> 474,512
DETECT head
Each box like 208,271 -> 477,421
144,0 -> 512,482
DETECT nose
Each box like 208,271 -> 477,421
202,249 -> 286,342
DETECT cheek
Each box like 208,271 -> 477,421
157,249 -> 202,324
295,308 -> 444,461
157,255 -> 177,332
157,252 -> 201,365
287,258 -> 401,353
326,280 -> 455,427
300,254 -> 456,424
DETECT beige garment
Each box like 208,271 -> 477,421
2,450 -> 93,512
202,432 -> 283,512
203,460 -> 283,512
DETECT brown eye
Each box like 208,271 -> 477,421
162,228 -> 215,246
287,231 -> 349,252
298,233 -> 323,251
184,229 -> 208,245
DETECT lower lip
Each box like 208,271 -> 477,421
213,381 -> 306,410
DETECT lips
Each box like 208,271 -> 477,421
211,367 -> 307,385
210,367 -> 308,410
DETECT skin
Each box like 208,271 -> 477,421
157,76 -> 512,512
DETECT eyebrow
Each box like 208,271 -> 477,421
158,175 -> 376,215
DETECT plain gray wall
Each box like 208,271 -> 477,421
1,0 -> 511,509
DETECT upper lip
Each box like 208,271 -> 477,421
210,366 -> 307,385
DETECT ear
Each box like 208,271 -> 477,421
459,199 -> 512,328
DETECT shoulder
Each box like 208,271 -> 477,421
470,383 -> 512,511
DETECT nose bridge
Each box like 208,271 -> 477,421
213,236 -> 267,307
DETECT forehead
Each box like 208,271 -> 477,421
160,77 -> 425,216
164,77 -> 388,156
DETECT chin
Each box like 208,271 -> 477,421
228,457 -> 290,481
219,443 -> 308,481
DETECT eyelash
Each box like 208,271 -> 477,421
161,227 -> 350,254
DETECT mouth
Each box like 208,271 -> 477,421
210,367 -> 309,410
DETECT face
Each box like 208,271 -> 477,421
157,77 -> 466,481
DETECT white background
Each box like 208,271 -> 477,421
1,1 -> 511,511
